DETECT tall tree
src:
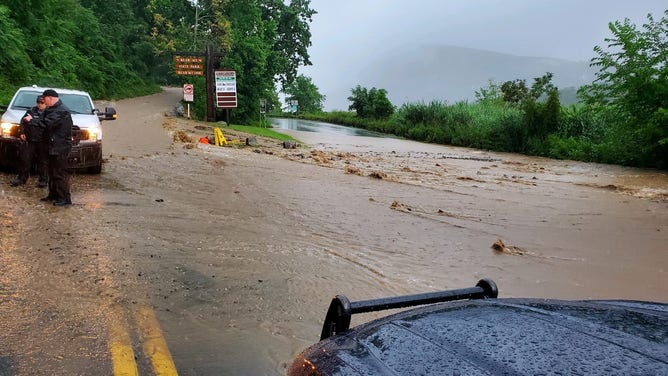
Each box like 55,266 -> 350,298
261,0 -> 316,88
0,5 -> 33,90
501,79 -> 529,104
348,85 -> 395,119
501,73 -> 555,105
474,79 -> 503,104
218,0 -> 273,121
219,0 -> 315,121
81,0 -> 158,82
283,74 -> 325,113
1,0 -> 153,98
579,10 -> 668,167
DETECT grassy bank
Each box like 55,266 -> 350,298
275,100 -> 666,170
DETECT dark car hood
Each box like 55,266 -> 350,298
290,299 -> 668,376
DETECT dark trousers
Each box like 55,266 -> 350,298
17,141 -> 48,183
48,152 -> 71,202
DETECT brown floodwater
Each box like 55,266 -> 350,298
1,87 -> 666,375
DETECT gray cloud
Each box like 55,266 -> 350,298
299,0 -> 665,110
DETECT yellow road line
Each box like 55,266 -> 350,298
135,307 -> 179,376
108,307 -> 139,376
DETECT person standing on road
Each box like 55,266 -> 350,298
23,89 -> 73,206
10,95 -> 49,188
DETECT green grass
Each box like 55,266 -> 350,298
226,124 -> 296,141
264,102 -> 668,169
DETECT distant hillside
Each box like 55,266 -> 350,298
321,45 -> 596,110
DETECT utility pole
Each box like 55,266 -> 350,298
205,43 -> 225,122
206,44 -> 215,122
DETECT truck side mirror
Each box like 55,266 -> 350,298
98,107 -> 117,121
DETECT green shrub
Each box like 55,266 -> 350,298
544,135 -> 593,161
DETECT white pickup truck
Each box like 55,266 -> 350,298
0,86 -> 117,173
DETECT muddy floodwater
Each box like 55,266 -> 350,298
1,87 -> 666,375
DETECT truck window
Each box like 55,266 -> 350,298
61,94 -> 94,114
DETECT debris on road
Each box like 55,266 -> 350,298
492,239 -> 526,255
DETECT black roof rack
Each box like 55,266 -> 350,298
320,278 -> 498,340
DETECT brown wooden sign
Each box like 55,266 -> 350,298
174,56 -> 204,76
175,63 -> 203,70
174,56 -> 203,63
175,70 -> 204,76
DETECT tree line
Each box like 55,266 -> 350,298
1,1 -> 665,168
0,0 -> 316,124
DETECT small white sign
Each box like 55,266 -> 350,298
183,84 -> 194,102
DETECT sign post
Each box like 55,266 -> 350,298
260,99 -> 267,127
173,44 -> 224,122
260,99 -> 267,114
183,84 -> 194,119
289,100 -> 298,114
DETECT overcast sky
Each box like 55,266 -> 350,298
299,0 -> 666,110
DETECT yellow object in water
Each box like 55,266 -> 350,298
213,127 -> 227,146
213,127 -> 245,146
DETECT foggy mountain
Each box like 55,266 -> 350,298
319,44 -> 598,111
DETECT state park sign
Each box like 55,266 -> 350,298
174,56 -> 204,76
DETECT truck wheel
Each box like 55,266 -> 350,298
88,163 -> 102,174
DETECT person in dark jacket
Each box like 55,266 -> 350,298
10,95 -> 48,187
24,89 -> 73,206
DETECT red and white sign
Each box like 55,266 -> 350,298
183,84 -> 194,102
215,70 -> 237,108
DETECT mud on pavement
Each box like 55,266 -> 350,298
1,87 -> 666,375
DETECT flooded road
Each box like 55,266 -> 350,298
270,117 -> 391,137
1,88 -> 666,375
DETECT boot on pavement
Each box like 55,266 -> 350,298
10,178 -> 26,187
